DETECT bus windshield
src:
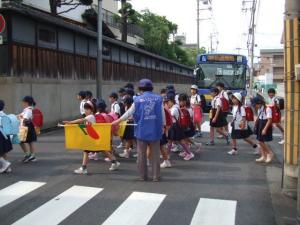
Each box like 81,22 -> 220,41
195,63 -> 247,89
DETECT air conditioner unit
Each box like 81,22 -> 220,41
295,64 -> 300,81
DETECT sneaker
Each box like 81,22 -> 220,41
184,153 -> 194,161
171,144 -> 181,153
133,153 -> 138,158
205,141 -> 215,146
265,154 -> 274,163
74,167 -> 88,175
109,162 -> 120,171
119,151 -> 129,159
88,153 -> 99,161
227,149 -> 238,155
278,140 -> 285,145
116,143 -> 124,149
0,161 -> 11,173
28,155 -> 37,162
104,157 -> 112,162
179,151 -> 187,157
160,160 -> 172,168
22,155 -> 31,163
255,156 -> 266,163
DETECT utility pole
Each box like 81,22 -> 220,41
249,0 -> 256,97
283,1 -> 300,224
97,0 -> 103,98
197,0 -> 200,54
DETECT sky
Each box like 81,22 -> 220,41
130,0 -> 285,58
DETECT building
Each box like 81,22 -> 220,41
175,35 -> 198,50
21,0 -> 144,46
254,49 -> 284,96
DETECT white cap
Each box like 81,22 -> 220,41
233,92 -> 242,102
191,85 -> 198,90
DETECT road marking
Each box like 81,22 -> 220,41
0,181 -> 45,208
201,121 -> 232,133
102,191 -> 166,225
190,198 -> 237,225
12,185 -> 103,225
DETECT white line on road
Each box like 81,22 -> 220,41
0,181 -> 45,208
102,191 -> 166,225
190,198 -> 237,225
12,185 -> 103,225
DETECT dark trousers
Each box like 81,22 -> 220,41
137,139 -> 160,180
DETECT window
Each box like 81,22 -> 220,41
134,54 -> 141,64
155,61 -> 160,68
38,28 -> 56,44
103,45 -> 111,56
169,65 -> 174,71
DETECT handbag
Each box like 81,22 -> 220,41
19,126 -> 28,142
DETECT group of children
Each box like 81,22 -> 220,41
0,82 -> 284,175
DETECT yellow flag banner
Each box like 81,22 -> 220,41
64,124 -> 112,151
116,121 -> 127,137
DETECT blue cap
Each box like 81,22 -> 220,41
109,92 -> 118,99
22,96 -> 34,105
138,79 -> 153,88
210,87 -> 219,93
251,96 -> 264,105
96,99 -> 107,110
78,91 -> 87,98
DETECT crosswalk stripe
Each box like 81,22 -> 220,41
201,121 -> 232,133
0,181 -> 46,208
102,191 -> 166,225
12,185 -> 103,225
190,198 -> 237,225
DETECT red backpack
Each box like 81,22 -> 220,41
268,106 -> 281,123
179,108 -> 192,129
244,106 -> 254,121
164,108 -> 172,127
220,93 -> 230,112
32,108 -> 43,127
95,113 -> 107,123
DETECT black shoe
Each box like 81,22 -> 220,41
22,155 -> 31,163
28,155 -> 37,162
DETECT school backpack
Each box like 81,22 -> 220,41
268,106 -> 281,123
107,112 -> 120,135
244,106 -> 254,122
164,108 -> 172,127
0,114 -> 20,136
32,108 -> 44,127
95,113 -> 107,123
179,108 -> 192,129
220,93 -> 230,112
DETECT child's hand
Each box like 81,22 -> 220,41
262,129 -> 267,135
63,121 -> 70,124
212,118 -> 217,123
111,120 -> 119,126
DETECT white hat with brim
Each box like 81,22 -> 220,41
233,93 -> 243,102
191,85 -> 198,90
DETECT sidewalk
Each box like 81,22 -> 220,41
268,135 -> 297,225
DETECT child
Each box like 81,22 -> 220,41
95,100 -> 121,170
19,96 -> 38,163
206,88 -> 230,146
228,93 -> 258,155
216,82 -> 230,138
64,102 -> 96,174
119,97 -> 136,159
167,95 -> 194,161
267,88 -> 284,144
0,100 -> 13,173
190,85 -> 202,137
109,92 -> 121,117
77,91 -> 87,117
252,97 -> 274,163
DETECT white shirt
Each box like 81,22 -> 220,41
218,90 -> 229,101
257,106 -> 272,120
0,111 -> 5,127
111,102 -> 121,115
170,105 -> 180,123
21,107 -> 33,120
232,105 -> 246,130
190,94 -> 201,105
267,96 -> 276,106
85,115 -> 96,124
80,100 -> 87,115
211,96 -> 222,109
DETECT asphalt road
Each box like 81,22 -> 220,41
0,118 -> 283,225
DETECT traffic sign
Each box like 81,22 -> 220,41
0,14 -> 6,34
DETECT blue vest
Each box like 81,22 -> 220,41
133,92 -> 163,141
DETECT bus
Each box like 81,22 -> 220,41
194,53 -> 248,110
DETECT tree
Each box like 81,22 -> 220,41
49,0 -> 93,15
